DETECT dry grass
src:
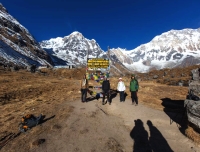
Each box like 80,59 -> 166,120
185,124 -> 200,145
109,77 -> 187,110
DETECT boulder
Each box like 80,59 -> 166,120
185,68 -> 200,130
191,68 -> 200,81
184,99 -> 200,129
153,75 -> 159,79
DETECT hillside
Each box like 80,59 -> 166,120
0,3 -> 52,67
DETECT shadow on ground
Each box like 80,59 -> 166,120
86,96 -> 97,102
161,98 -> 188,134
86,89 -> 118,104
109,89 -> 118,104
39,115 -> 56,125
124,92 -> 128,102
130,119 -> 173,152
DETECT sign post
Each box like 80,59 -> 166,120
87,58 -> 110,71
86,44 -> 89,73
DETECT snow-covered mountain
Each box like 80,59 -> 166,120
40,32 -> 107,65
0,3 -> 53,67
110,28 -> 200,73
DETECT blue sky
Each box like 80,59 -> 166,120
1,0 -> 200,51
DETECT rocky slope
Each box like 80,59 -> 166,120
0,3 -> 53,67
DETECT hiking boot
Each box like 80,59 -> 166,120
105,100 -> 108,104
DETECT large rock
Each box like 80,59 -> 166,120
185,68 -> 200,130
185,99 -> 200,129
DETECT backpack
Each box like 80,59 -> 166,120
19,114 -> 43,132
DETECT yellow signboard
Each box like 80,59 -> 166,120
87,58 -> 109,69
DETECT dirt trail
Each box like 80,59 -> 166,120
16,95 -> 199,152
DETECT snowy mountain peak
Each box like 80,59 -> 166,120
68,31 -> 84,40
70,31 -> 82,36
91,39 -> 96,42
40,31 -> 107,66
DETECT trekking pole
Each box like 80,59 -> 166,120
0,131 -> 21,150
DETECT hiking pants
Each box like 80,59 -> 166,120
119,91 -> 125,102
102,90 -> 110,104
131,91 -> 138,104
81,89 -> 87,102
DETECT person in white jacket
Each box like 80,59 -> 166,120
117,77 -> 126,102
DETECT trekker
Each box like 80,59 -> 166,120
102,76 -> 110,105
130,74 -> 139,105
31,64 -> 36,73
117,77 -> 126,102
80,74 -> 88,102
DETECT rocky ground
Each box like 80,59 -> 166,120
0,67 -> 200,152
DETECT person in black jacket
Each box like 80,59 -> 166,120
31,64 -> 36,73
102,76 -> 110,105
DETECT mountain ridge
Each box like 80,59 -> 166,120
0,3 -> 53,67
